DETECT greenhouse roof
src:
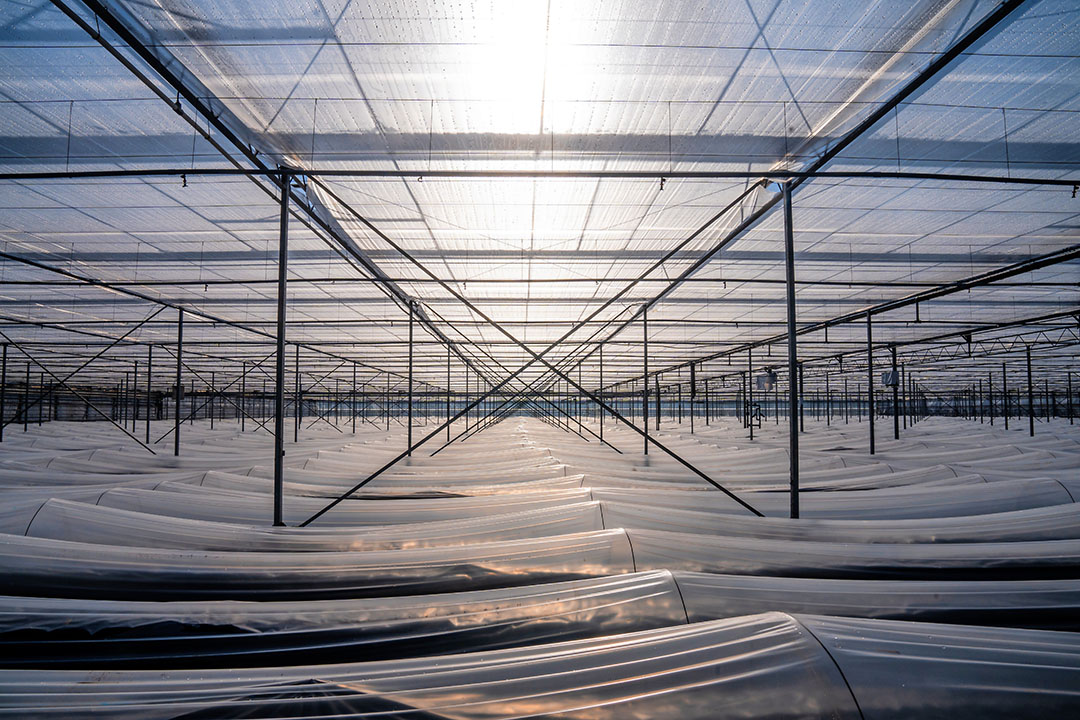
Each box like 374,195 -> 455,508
0,0 -> 1077,392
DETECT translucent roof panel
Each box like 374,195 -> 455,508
0,0 -> 1077,393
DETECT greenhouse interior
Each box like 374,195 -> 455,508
1,0 -> 1080,717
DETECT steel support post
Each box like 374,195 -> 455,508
578,365 -> 585,435
272,171 -> 290,527
908,373 -> 914,425
825,372 -> 830,426
0,344 -> 6,442
294,345 -> 300,442
654,375 -> 661,431
782,181 -> 799,518
352,362 -> 357,434
599,343 -> 604,442
677,381 -> 682,425
407,300 -> 414,456
241,360 -> 246,431
173,309 -> 183,456
747,347 -> 754,441
1003,363 -> 1009,430
209,371 -> 214,430
1045,380 -> 1050,423
844,377 -> 848,424
902,363 -> 907,429
446,346 -> 451,441
798,363 -> 805,432
979,379 -> 984,423
131,361 -> 138,432
642,304 -> 649,455
22,362 -> 28,431
704,378 -> 710,425
689,363 -> 695,434
1067,375 -> 1075,425
891,345 -> 899,440
866,313 -> 875,455
1026,346 -> 1035,437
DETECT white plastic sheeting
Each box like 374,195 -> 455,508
2,613 -> 1079,719
3,571 -> 1079,671
4,415 -> 1080,718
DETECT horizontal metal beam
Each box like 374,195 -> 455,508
1,167 -> 1076,187
3,277 -> 1074,289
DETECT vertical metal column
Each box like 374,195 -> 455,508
689,363 -> 695,434
174,309 -> 183,456
145,346 -> 154,438
979,379 -> 984,423
578,365 -> 585,434
0,344 -> 6,442
677,380 -> 682,424
407,300 -> 414,456
272,171 -> 291,527
866,313 -> 875,455
782,181 -> 799,518
23,362 -> 29,432
1044,379 -> 1050,423
988,372 -> 994,426
891,345 -> 899,440
599,343 -> 604,442
798,363 -> 804,432
642,304 -> 649,455
1003,363 -> 1009,430
704,378 -> 710,425
825,371 -> 830,426
132,361 -> 138,432
446,346 -> 451,441
240,360 -> 246,432
654,375 -> 661,431
1067,375 -> 1075,425
908,372 -> 914,425
294,345 -> 300,442
844,377 -> 848,424
902,363 -> 908,429
1026,346 -> 1034,437
747,348 -> 754,441
740,372 -> 747,427
352,362 -> 357,434
209,371 -> 215,430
